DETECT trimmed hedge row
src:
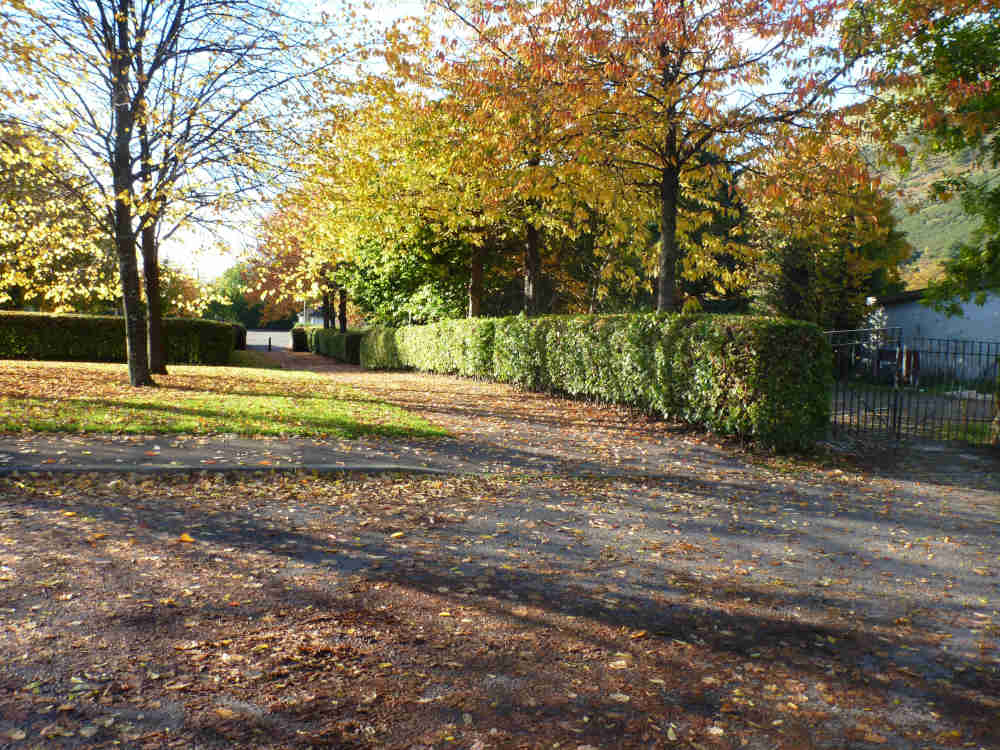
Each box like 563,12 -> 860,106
232,323 -> 247,351
360,313 -> 832,450
304,327 -> 365,365
0,311 -> 235,365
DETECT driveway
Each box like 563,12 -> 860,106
246,329 -> 291,351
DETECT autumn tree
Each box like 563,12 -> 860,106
1,0 -> 349,383
0,121 -> 117,311
424,0 -> 856,312
263,89 -> 492,321
249,202 -> 353,330
384,9 -> 640,316
845,0 -> 1000,309
745,132 -> 911,331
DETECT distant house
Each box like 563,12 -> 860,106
300,305 -> 325,327
880,289 -> 1000,342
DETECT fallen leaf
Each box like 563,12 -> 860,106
178,533 -> 195,543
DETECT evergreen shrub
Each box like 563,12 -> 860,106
291,326 -> 308,352
359,327 -> 404,369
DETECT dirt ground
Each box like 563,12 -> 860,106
1,356 -> 999,749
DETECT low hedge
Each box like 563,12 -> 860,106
359,313 -> 831,451
391,319 -> 496,377
305,327 -> 364,365
0,311 -> 234,365
291,326 -> 308,352
232,323 -> 247,351
360,327 -> 404,369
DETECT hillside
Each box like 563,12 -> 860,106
882,148 -> 998,289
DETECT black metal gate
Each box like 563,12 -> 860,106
827,328 -> 1000,446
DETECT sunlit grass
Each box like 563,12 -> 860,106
0,360 -> 446,439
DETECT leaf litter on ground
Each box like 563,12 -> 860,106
1,468 -> 998,749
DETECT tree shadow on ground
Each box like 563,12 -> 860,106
6,472 -> 998,748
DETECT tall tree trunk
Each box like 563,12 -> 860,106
139,119 -> 166,374
656,163 -> 681,313
338,289 -> 347,333
142,223 -> 167,374
116,221 -> 151,386
322,291 -> 331,329
524,223 -> 541,316
112,0 -> 153,386
468,246 -> 484,318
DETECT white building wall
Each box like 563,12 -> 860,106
884,293 -> 1000,342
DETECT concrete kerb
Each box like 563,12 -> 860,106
0,463 -> 454,478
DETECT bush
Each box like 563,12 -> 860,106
305,327 -> 364,365
291,326 -> 308,352
232,323 -> 247,351
0,312 -> 235,365
358,313 -> 831,450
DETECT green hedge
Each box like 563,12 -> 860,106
387,319 -> 496,377
359,313 -> 831,451
305,327 -> 364,365
232,323 -> 247,351
0,312 -> 235,365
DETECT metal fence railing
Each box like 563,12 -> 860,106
827,329 -> 999,446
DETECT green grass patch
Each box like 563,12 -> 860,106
229,350 -> 284,369
0,360 -> 446,439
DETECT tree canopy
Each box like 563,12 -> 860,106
0,121 -> 116,311
846,0 -> 1000,310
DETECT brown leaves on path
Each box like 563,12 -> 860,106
1,468 -> 998,749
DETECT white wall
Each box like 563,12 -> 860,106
885,292 -> 1000,342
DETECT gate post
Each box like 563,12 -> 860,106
891,344 -> 903,439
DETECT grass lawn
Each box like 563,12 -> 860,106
0,360 -> 445,439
